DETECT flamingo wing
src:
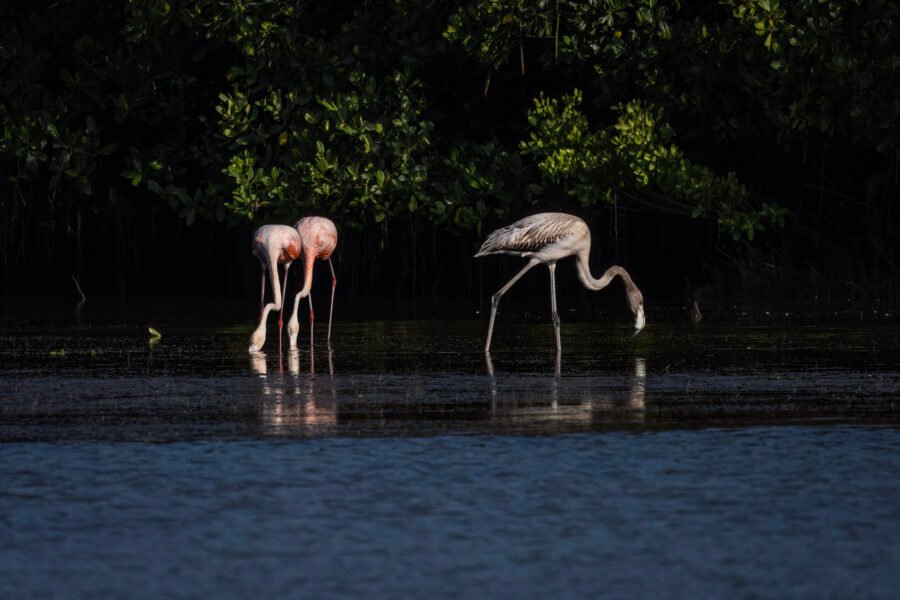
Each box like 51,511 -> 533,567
475,213 -> 583,256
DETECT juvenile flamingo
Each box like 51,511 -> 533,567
287,217 -> 338,348
249,224 -> 302,353
475,212 -> 645,355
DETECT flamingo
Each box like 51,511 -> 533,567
475,212 -> 646,355
287,216 -> 338,348
249,224 -> 302,353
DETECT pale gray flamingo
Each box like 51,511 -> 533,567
287,216 -> 338,347
249,224 -> 302,353
475,212 -> 645,354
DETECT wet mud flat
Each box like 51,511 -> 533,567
1,316 -> 899,440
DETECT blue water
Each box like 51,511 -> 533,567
2,315 -> 900,597
2,428 -> 899,598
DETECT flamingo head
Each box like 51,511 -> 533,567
628,289 -> 645,333
249,328 -> 266,353
287,314 -> 299,348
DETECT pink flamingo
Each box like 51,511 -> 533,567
249,224 -> 302,353
476,212 -> 646,355
287,217 -> 338,348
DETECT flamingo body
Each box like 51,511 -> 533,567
476,212 -> 591,261
249,224 -> 302,353
287,216 -> 339,347
476,212 -> 645,355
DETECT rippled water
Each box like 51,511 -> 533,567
3,429 -> 900,598
1,303 -> 899,597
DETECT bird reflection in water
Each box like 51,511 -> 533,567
485,349 -> 564,378
631,357 -> 646,412
486,357 -> 648,429
250,352 -> 268,377
250,349 -> 646,434
250,349 -> 338,436
308,342 -> 335,377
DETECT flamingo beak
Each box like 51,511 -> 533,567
634,304 -> 646,333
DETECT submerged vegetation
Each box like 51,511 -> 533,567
0,0 -> 897,308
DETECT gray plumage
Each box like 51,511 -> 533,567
475,211 -> 646,359
475,213 -> 586,257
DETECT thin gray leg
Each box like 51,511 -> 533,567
278,261 -> 291,354
308,292 -> 315,348
327,258 -> 336,344
279,262 -> 291,331
548,261 -> 561,356
485,258 -> 539,353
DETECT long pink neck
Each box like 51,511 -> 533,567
298,252 -> 316,299
290,253 -> 316,318
267,255 -> 283,310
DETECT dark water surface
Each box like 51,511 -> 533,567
1,303 -> 899,597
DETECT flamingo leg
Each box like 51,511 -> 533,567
278,261 -> 291,354
548,261 -> 562,357
485,258 -> 539,353
308,291 -> 315,348
278,261 -> 291,331
327,258 -> 336,344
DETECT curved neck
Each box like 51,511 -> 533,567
575,252 -> 635,293
265,254 -> 283,310
299,253 -> 316,299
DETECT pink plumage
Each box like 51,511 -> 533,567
287,217 -> 339,347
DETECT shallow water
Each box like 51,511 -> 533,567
1,304 -> 899,597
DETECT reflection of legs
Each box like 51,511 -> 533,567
548,262 -> 561,356
327,346 -> 334,376
485,258 -> 539,353
327,258 -> 336,344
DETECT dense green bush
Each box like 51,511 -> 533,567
1,0 -> 897,300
